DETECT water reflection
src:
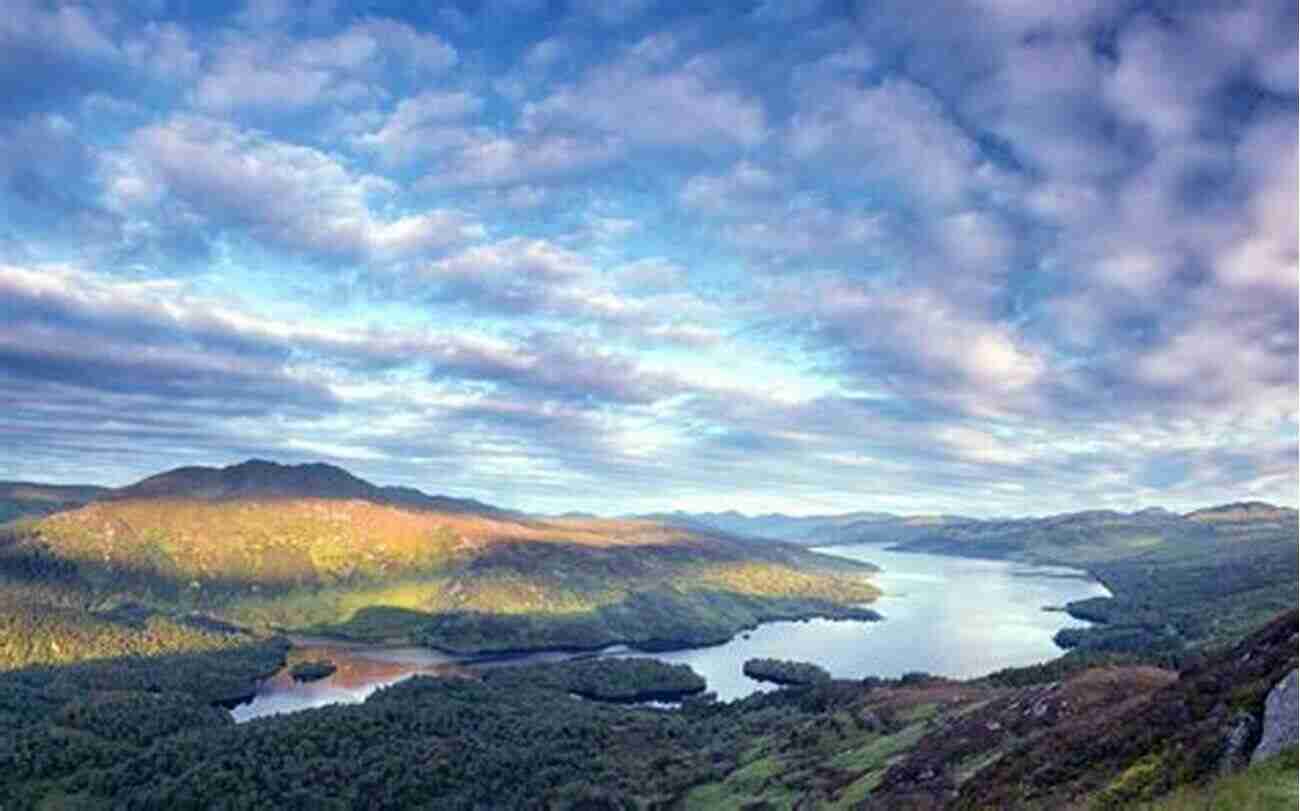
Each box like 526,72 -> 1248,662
624,545 -> 1109,701
230,543 -> 1111,720
228,642 -> 475,723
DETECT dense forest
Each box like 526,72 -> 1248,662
0,611 -> 1293,809
742,657 -> 832,686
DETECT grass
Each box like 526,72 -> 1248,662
825,721 -> 930,771
1130,747 -> 1298,811
682,755 -> 797,811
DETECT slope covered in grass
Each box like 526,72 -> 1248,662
0,461 -> 880,662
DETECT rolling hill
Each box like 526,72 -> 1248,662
0,481 -> 108,524
0,460 -> 880,665
659,501 -> 1298,658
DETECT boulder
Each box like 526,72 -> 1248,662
1251,668 -> 1298,764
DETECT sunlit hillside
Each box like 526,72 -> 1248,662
0,462 -> 880,662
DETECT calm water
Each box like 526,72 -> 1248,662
228,640 -> 633,722
652,544 -> 1110,700
229,544 -> 1110,720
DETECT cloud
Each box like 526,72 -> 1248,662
776,280 -> 1047,416
522,37 -> 767,149
417,130 -> 622,188
411,237 -> 724,347
679,160 -> 780,213
0,263 -> 335,409
426,330 -> 685,405
123,115 -> 482,262
0,2 -> 121,119
0,2 -> 1294,514
790,77 -> 1010,210
193,18 -> 457,113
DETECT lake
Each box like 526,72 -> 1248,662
229,544 -> 1111,720
651,544 -> 1110,700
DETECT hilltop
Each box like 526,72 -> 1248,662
0,460 -> 507,524
109,459 -> 512,516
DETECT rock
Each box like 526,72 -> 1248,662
1252,669 -> 1298,764
1219,711 -> 1259,775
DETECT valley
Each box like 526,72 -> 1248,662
0,460 -> 1295,809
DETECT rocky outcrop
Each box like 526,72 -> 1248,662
1252,667 -> 1298,763
1218,711 -> 1259,774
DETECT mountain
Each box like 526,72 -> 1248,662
0,459 -> 880,665
634,509 -> 964,544
0,460 -> 512,525
878,502 -> 1299,563
678,501 -> 1299,551
109,458 -> 513,517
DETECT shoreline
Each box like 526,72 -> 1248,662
282,603 -> 884,661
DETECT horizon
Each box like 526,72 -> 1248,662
6,455 -> 1294,522
1,1 -> 1296,517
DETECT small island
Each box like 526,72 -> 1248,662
742,658 -> 832,687
289,660 -> 337,682
484,657 -> 707,703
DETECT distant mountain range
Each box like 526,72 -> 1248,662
630,510 -> 925,542
638,501 -> 1298,548
6,460 -> 1295,545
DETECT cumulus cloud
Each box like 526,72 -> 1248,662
420,237 -> 593,312
194,18 -> 457,113
776,280 -> 1047,416
679,160 -> 780,213
0,263 -> 335,409
522,36 -> 767,149
122,115 -> 482,262
0,2 -> 1293,513
790,76 -> 1013,210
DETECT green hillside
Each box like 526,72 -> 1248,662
884,503 -> 1298,658
0,462 -> 880,666
0,481 -> 106,524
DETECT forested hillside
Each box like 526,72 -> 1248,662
882,503 -> 1298,658
0,461 -> 880,663
0,610 -> 1292,809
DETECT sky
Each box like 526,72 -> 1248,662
0,0 -> 1296,517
